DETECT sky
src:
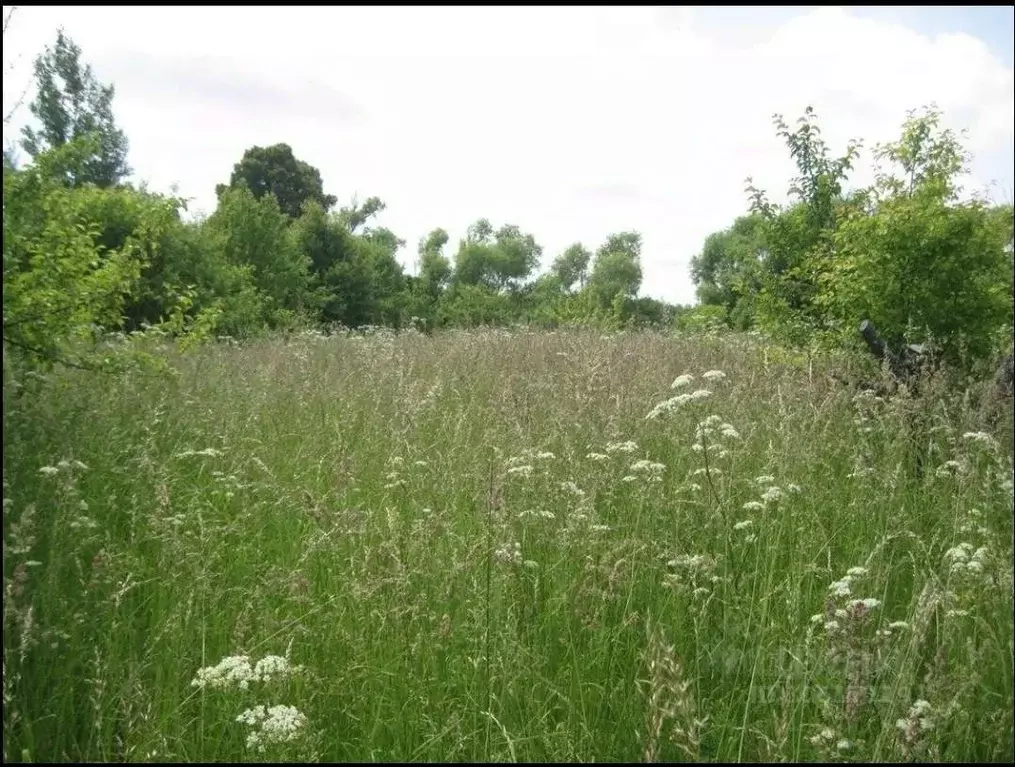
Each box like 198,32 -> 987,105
3,5 -> 1013,306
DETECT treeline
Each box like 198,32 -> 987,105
690,107 -> 1014,369
4,27 -> 1013,373
3,31 -> 684,370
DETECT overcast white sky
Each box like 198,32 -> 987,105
3,5 -> 1013,305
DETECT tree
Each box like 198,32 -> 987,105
204,186 -> 312,327
20,29 -> 131,188
338,195 -> 386,233
816,107 -> 1011,368
417,228 -> 452,295
218,143 -> 337,220
744,106 -> 860,344
3,135 -> 177,365
490,223 -> 542,290
689,214 -> 766,329
587,231 -> 643,306
360,225 -> 408,326
453,219 -> 541,291
551,243 -> 591,293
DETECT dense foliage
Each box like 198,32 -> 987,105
3,27 -> 1013,373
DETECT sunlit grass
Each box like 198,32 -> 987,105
3,327 -> 1013,762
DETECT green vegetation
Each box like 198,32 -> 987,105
4,20 -> 1014,764
3,330 -> 1013,762
6,26 -> 1012,369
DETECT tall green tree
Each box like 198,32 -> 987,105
587,231 -> 643,306
744,106 -> 860,344
218,143 -> 337,220
204,186 -> 312,327
20,29 -> 131,188
689,214 -> 766,329
551,243 -> 591,293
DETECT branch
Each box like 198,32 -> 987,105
2,334 -> 99,371
2,6 -> 16,37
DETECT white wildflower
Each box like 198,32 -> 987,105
760,486 -> 784,504
191,655 -> 255,690
742,501 -> 764,512
560,481 -> 585,497
671,373 -> 694,389
702,370 -> 726,382
494,542 -> 522,565
848,598 -> 881,611
962,431 -> 997,448
733,519 -> 753,531
828,578 -> 852,598
630,459 -> 666,475
253,655 -> 298,683
691,467 -> 722,477
846,566 -> 869,577
586,452 -> 609,461
646,395 -> 692,419
935,460 -> 965,477
238,704 -> 308,752
809,727 -> 836,746
896,699 -> 934,737
38,466 -> 59,477
605,440 -> 638,454
755,475 -> 776,485
507,465 -> 534,478
667,554 -> 714,571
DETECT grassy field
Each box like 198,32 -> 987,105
3,328 -> 1013,762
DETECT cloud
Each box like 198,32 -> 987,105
104,52 -> 363,123
3,6 -> 1013,305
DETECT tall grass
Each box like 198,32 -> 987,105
3,328 -> 1013,762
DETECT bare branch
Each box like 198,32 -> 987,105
3,6 -> 17,37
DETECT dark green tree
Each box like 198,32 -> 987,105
218,143 -> 337,220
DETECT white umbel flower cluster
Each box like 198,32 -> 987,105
191,654 -> 300,691
237,704 -> 308,752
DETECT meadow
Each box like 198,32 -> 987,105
3,328 -> 1013,762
